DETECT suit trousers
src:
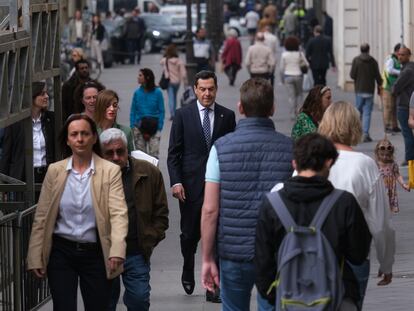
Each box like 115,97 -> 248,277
179,197 -> 203,270
47,235 -> 112,311
311,68 -> 328,86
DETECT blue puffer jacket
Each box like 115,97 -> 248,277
215,117 -> 293,262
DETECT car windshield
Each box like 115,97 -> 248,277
143,15 -> 171,27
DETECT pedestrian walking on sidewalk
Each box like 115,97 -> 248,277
280,36 -> 308,117
160,44 -> 187,120
305,25 -> 335,86
319,101 -> 395,310
245,32 -> 275,80
350,43 -> 383,143
221,29 -> 242,86
27,114 -> 128,311
382,43 -> 402,133
291,85 -> 332,140
130,68 -> 164,158
255,133 -> 371,311
100,128 -> 168,311
167,71 -> 235,302
392,47 -> 414,166
201,78 -> 293,310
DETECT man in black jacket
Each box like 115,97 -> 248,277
306,25 -> 335,85
350,43 -> 382,142
167,71 -> 236,301
255,133 -> 371,310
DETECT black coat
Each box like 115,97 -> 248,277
167,100 -> 236,202
306,34 -> 335,70
0,111 -> 56,181
255,176 -> 371,305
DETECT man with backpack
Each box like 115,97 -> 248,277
255,133 -> 372,311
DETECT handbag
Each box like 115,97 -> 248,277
299,51 -> 308,74
302,72 -> 313,92
408,160 -> 414,189
139,116 -> 159,138
159,58 -> 170,90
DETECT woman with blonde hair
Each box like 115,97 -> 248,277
95,89 -> 135,153
319,101 -> 395,309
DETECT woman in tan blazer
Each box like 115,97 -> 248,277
27,114 -> 128,310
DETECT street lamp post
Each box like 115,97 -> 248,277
185,0 -> 197,85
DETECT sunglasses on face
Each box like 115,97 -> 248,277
379,145 -> 394,151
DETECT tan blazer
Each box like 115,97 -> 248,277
27,153 -> 128,279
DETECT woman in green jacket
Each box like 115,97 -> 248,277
291,85 -> 332,140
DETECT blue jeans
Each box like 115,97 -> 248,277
397,107 -> 414,161
355,94 -> 374,135
219,259 -> 274,311
167,83 -> 180,118
109,254 -> 151,311
347,259 -> 370,311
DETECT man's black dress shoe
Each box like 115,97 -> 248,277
181,270 -> 195,295
206,288 -> 221,303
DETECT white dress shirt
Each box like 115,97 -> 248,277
54,157 -> 97,243
197,100 -> 215,137
75,20 -> 83,39
32,115 -> 46,168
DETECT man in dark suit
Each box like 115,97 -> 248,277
306,25 -> 336,86
167,71 -> 236,301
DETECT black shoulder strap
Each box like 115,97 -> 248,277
310,189 -> 344,229
266,191 -> 297,232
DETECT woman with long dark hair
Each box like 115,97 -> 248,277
0,81 -> 55,184
27,114 -> 128,310
130,68 -> 165,158
291,85 -> 332,140
95,89 -> 135,153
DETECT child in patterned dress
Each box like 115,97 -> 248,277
375,137 -> 410,213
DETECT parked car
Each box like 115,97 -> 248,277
141,13 -> 187,53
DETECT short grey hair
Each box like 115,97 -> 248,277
100,128 -> 127,147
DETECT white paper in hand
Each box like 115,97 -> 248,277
131,150 -> 159,167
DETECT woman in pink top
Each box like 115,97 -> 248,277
160,44 -> 187,120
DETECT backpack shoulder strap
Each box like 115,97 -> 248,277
266,191 -> 297,232
310,189 -> 344,230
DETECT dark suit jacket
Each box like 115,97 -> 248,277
167,100 -> 236,202
306,34 -> 335,70
0,111 -> 55,181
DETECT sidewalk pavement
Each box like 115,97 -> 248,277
40,37 -> 414,310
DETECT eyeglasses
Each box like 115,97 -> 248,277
379,145 -> 394,151
104,148 -> 126,157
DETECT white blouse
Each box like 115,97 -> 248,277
328,150 -> 395,274
280,51 -> 308,76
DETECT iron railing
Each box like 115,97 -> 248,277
0,205 -> 51,311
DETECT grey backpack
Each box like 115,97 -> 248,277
266,189 -> 345,311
